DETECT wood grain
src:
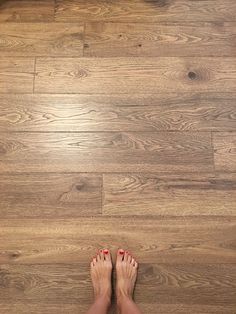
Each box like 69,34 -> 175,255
0,217 -> 235,264
0,132 -> 213,173
0,93 -> 236,132
0,0 -> 55,22
138,304 -> 236,314
0,263 -> 235,304
35,57 -> 236,94
0,303 -> 235,314
0,304 -> 91,314
0,173 -> 101,218
0,57 -> 34,93
0,0 -> 235,312
84,22 -> 236,57
213,132 -> 236,172
103,173 -> 236,216
0,23 -> 84,56
55,0 -> 236,23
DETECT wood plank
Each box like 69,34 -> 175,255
213,132 -> 236,172
138,304 -> 236,314
0,304 -> 92,314
84,22 -> 236,57
0,303 -> 235,314
0,132 -> 213,172
0,217 -> 235,264
0,0 -> 55,22
0,57 -> 34,93
0,173 -> 101,218
34,57 -> 236,94
103,173 -> 236,216
0,263 -> 235,305
55,0 -> 236,23
0,23 -> 84,56
1,93 -> 236,132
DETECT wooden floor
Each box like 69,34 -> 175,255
0,1 -> 236,313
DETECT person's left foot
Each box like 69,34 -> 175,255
90,249 -> 112,306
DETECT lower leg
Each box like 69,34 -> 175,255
117,296 -> 142,314
86,249 -> 112,314
86,296 -> 110,314
116,249 -> 142,314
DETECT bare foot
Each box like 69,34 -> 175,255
116,248 -> 138,303
90,249 -> 112,306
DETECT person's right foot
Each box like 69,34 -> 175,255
116,248 -> 138,302
90,248 -> 112,306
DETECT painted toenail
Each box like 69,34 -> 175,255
119,250 -> 124,255
104,249 -> 109,254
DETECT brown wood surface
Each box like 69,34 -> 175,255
0,0 -> 235,313
0,23 -> 84,56
55,0 -> 236,22
0,263 -> 235,304
0,173 -> 102,218
0,217 -> 235,264
213,132 -> 236,172
0,0 -> 55,22
84,22 -> 236,57
0,132 -> 213,172
0,57 -> 34,93
0,93 -> 236,132
34,57 -> 236,94
103,173 -> 236,216
0,303 -> 235,314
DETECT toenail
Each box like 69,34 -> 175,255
104,249 -> 109,254
119,250 -> 124,255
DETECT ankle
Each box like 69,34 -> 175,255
95,294 -> 111,308
117,293 -> 133,307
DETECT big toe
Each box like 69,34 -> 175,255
103,249 -> 112,262
117,248 -> 125,263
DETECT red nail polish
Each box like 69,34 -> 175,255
104,249 -> 109,254
100,250 -> 103,253
119,250 -> 124,255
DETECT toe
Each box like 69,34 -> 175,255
92,257 -> 97,266
96,251 -> 101,261
124,251 -> 129,262
117,248 -> 125,263
99,249 -> 104,260
127,253 -> 132,263
134,261 -> 138,269
103,249 -> 111,261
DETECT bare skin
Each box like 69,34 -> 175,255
86,248 -> 142,314
116,249 -> 142,314
86,249 -> 112,314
